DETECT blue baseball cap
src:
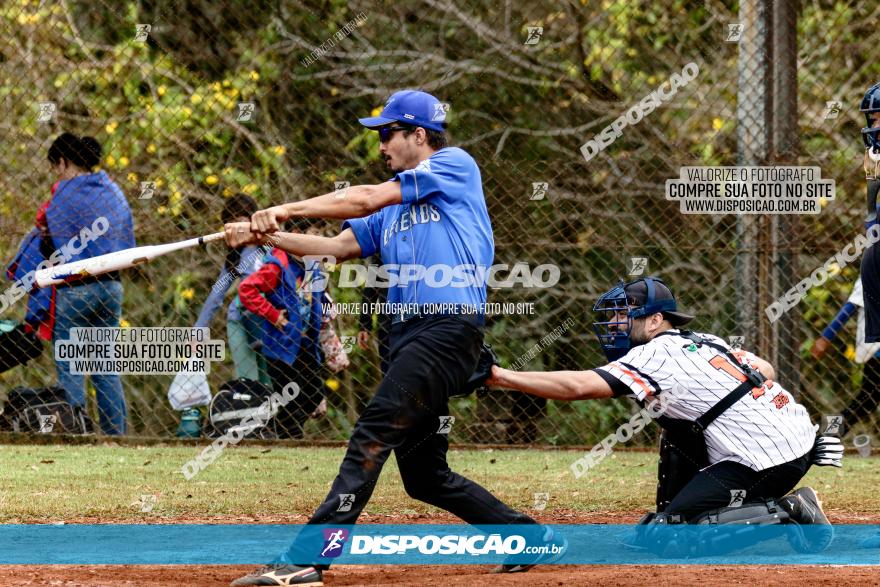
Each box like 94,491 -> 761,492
358,90 -> 449,132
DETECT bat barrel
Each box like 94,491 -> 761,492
33,232 -> 225,289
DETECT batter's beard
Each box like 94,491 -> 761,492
385,157 -> 404,173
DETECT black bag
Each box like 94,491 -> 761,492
0,386 -> 94,434
0,322 -> 44,374
208,379 -> 279,440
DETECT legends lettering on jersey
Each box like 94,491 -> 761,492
383,203 -> 442,246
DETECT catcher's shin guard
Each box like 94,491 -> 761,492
633,501 -> 792,558
691,499 -> 790,525
627,512 -> 693,558
689,500 -> 791,556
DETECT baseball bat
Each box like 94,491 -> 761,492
34,232 -> 226,288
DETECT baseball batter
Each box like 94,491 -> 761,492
486,277 -> 842,553
226,90 -> 554,586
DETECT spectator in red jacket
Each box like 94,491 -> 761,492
238,220 -> 327,438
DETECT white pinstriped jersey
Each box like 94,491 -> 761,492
594,329 -> 815,471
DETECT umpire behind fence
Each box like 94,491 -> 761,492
224,90 -> 551,587
487,277 -> 843,555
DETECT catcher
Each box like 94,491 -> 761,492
486,276 -> 843,554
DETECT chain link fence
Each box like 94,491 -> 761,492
0,0 -> 877,449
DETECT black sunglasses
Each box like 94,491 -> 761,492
378,126 -> 411,143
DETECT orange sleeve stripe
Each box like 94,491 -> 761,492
609,362 -> 654,397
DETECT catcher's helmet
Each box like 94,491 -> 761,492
861,82 -> 880,151
592,276 -> 694,362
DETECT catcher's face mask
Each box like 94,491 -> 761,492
592,277 -> 685,362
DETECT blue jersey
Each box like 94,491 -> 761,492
46,171 -> 135,261
342,147 -> 493,314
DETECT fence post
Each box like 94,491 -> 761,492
771,1 -> 802,393
736,0 -> 772,356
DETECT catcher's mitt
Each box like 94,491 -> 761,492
453,342 -> 499,397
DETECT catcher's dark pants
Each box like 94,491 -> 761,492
285,315 -> 536,565
861,242 -> 880,343
843,356 -> 880,430
665,453 -> 811,521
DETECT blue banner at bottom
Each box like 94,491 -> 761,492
1,524 -> 878,565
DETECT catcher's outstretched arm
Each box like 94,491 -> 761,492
486,366 -> 614,401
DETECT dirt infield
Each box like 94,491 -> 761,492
5,563 -> 880,587
2,510 -> 877,586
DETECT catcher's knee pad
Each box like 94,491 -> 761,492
657,429 -> 706,512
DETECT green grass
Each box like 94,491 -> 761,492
0,444 -> 877,522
